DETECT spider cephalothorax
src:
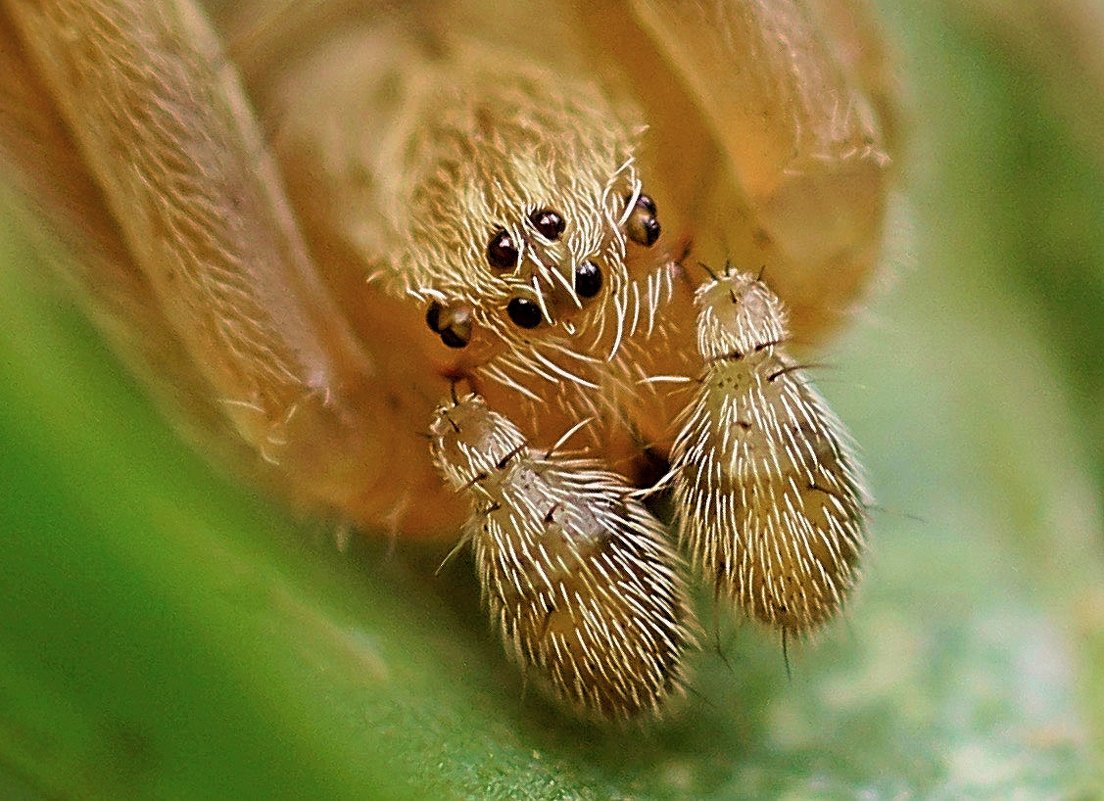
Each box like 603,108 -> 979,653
385,60 -> 691,450
399,66 -> 649,363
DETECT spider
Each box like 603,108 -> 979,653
0,0 -> 897,723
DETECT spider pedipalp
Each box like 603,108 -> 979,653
429,393 -> 694,724
671,269 -> 870,636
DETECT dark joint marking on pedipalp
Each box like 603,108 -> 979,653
715,349 -> 745,363
460,470 -> 489,492
753,338 -> 785,353
496,442 -> 528,470
767,363 -> 811,383
694,261 -> 721,282
440,409 -> 460,433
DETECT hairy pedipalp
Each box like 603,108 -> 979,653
671,269 -> 870,636
430,394 -> 695,723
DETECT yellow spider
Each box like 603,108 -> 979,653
0,0 -> 897,722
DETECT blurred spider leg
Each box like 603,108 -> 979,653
2,0 -> 458,532
572,0 -> 896,338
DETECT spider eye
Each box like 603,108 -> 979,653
424,301 -> 447,334
625,193 -> 661,247
506,297 -> 543,329
574,261 -> 603,299
425,301 -> 472,348
528,208 -> 565,241
487,229 -> 519,270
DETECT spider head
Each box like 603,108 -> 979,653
400,72 -> 662,354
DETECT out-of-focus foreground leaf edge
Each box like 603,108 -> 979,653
1,3 -> 1102,799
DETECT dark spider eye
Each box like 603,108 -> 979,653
625,193 -> 660,247
574,261 -> 603,298
438,326 -> 469,349
506,297 -> 543,329
528,208 -> 565,241
424,300 -> 472,348
424,301 -> 443,332
487,229 -> 519,269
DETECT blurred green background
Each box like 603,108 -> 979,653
1,3 -> 1102,799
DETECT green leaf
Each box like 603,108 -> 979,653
0,4 -> 1101,798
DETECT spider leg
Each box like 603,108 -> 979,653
570,0 -> 897,340
1,1 -> 460,533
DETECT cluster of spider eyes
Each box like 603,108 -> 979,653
424,193 -> 661,347
485,209 -> 580,330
